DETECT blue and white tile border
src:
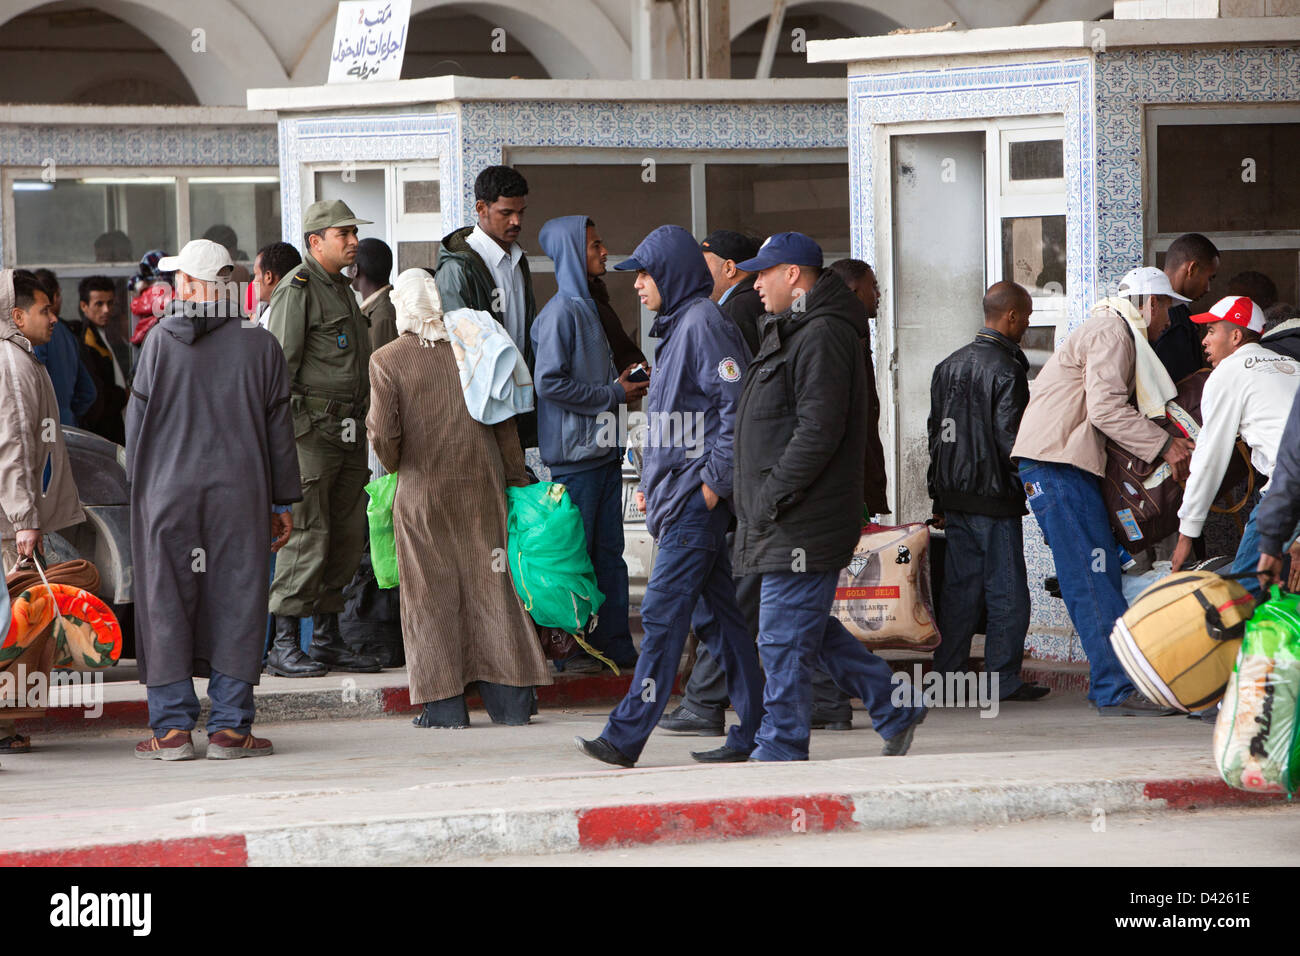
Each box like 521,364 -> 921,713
845,59 -> 1097,661
847,58 -> 1097,325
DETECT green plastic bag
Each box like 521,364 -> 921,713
506,482 -> 608,659
365,472 -> 399,589
1214,586 -> 1300,794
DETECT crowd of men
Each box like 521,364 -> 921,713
3,163 -> 1299,765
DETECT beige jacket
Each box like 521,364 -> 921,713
1012,302 -> 1170,478
0,269 -> 84,540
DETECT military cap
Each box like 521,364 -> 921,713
302,199 -> 373,233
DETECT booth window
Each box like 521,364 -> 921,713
311,163 -> 442,275
705,163 -> 849,253
7,168 -> 280,269
511,151 -> 849,351
997,126 -> 1066,317
12,176 -> 177,266
1149,107 -> 1300,309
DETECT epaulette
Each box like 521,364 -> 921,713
290,272 -> 309,288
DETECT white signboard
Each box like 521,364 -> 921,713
328,0 -> 411,84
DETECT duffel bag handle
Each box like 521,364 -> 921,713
1199,571 -> 1289,641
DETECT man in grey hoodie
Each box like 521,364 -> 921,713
533,216 -> 648,671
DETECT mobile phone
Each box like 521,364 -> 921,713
628,365 -> 650,383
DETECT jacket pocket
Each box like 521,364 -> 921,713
290,396 -> 313,439
746,362 -> 793,421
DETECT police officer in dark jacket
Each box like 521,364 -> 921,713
575,225 -> 764,768
732,233 -> 926,761
927,281 -> 1048,702
701,230 -> 765,357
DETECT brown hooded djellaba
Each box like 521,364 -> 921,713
365,275 -> 551,706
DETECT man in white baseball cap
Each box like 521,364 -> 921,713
1011,266 -> 1194,716
1170,296 -> 1300,597
157,239 -> 236,315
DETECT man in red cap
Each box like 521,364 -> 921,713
1171,296 -> 1300,596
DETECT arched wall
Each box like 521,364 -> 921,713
0,0 -> 289,105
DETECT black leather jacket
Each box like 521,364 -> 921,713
927,328 -> 1030,518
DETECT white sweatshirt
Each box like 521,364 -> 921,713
1179,343 -> 1300,537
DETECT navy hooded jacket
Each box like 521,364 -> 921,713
531,215 -> 624,474
626,225 -> 749,539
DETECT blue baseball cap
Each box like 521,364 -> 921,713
735,232 -> 823,273
612,256 -> 644,272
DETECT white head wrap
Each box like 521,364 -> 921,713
391,268 -> 449,347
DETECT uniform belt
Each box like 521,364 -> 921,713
301,395 -> 357,418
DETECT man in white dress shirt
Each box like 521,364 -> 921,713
434,165 -> 538,449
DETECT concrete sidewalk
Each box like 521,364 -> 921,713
14,642 -> 1088,735
0,693 -> 1289,865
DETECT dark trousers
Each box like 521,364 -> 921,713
148,670 -> 255,736
931,510 -> 1030,699
750,571 -> 922,761
683,566 -> 852,722
601,493 -> 763,761
555,460 -> 636,666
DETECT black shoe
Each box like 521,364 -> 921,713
1003,682 -> 1051,702
1096,692 -> 1180,717
264,616 -> 329,678
690,745 -> 750,763
881,707 -> 927,756
413,697 -> 469,729
308,613 -> 382,672
657,704 -> 725,736
811,717 -> 853,731
558,654 -> 604,675
575,735 -> 635,768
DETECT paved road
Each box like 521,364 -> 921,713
454,805 -> 1299,866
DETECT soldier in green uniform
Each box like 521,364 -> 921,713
264,200 -> 382,676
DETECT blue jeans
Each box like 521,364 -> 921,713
932,511 -> 1030,699
1019,459 -> 1135,707
147,670 -> 255,736
555,461 -> 636,666
601,491 -> 763,761
1229,497 -> 1267,600
750,570 -> 922,761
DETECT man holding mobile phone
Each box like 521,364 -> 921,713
533,215 -> 647,673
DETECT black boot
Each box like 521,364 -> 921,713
308,612 -> 382,672
265,616 -> 328,678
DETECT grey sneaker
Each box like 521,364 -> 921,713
881,707 -> 927,756
1097,692 -> 1180,717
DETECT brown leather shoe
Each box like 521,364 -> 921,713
134,729 -> 196,761
205,729 -> 274,759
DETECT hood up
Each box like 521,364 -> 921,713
538,215 -> 598,321
625,225 -> 712,324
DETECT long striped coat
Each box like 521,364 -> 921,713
365,333 -> 552,704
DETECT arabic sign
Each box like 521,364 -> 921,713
327,0 -> 411,83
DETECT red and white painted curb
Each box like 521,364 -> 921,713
1,775 -> 1288,867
